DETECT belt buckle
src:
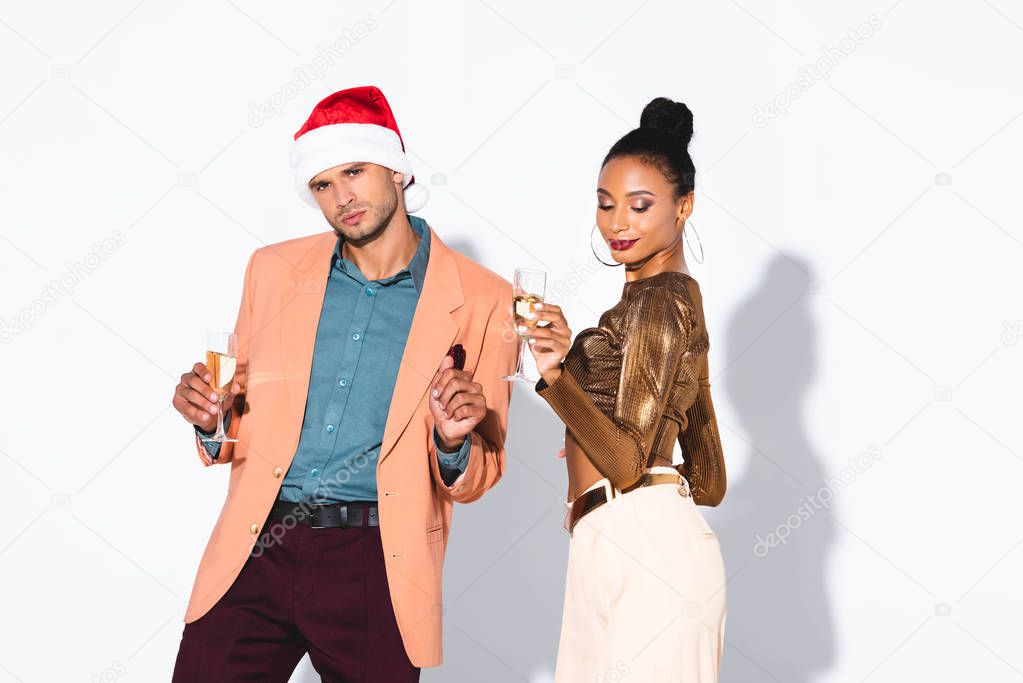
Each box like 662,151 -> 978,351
310,505 -> 346,529
566,480 -> 614,535
678,475 -> 692,497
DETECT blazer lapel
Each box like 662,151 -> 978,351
379,226 -> 464,465
280,232 -> 335,450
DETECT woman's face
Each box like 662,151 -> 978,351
595,155 -> 692,266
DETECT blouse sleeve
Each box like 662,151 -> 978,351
535,287 -> 695,491
678,351 -> 727,506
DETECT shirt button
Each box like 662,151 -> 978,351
326,424 -> 335,433
352,332 -> 361,340
365,287 -> 375,296
311,468 -> 320,477
249,523 -> 259,534
338,378 -> 347,387
272,466 -> 283,478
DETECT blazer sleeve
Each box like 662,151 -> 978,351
677,349 -> 727,506
194,248 -> 257,466
535,287 -> 695,491
428,289 -> 518,502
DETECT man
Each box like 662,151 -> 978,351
170,85 -> 518,681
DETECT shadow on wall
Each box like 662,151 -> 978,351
711,254 -> 835,682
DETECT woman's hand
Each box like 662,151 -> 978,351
521,303 -> 572,383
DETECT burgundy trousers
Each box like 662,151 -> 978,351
172,507 -> 420,682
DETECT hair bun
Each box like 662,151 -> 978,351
639,97 -> 694,147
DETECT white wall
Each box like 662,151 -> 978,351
1,1 -> 1020,681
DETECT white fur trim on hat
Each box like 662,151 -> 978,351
290,122 -> 415,209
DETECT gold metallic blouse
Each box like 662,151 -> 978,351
535,271 -> 727,506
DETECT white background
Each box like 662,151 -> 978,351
1,1 -> 1021,681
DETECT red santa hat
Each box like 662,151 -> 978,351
289,85 -> 429,212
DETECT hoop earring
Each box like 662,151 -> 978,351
590,224 -> 623,267
684,220 -> 704,264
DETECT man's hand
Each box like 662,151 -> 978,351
429,353 -> 487,450
173,362 -> 242,433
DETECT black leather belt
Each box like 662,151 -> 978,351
268,498 -> 379,529
567,470 -> 689,534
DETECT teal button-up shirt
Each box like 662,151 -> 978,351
198,215 -> 471,501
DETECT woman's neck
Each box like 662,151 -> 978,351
624,241 -> 688,282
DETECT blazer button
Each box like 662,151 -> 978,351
249,523 -> 259,534
273,466 -> 283,478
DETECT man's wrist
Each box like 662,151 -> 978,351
437,433 -> 466,452
195,408 -> 231,438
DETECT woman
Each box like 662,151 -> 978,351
521,97 -> 728,681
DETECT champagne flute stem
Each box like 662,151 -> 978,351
215,395 -> 227,439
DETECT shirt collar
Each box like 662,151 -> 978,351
331,214 -> 431,294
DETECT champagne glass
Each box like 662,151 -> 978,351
503,268 -> 547,382
202,332 -> 238,443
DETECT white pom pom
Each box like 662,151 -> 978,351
403,181 -> 429,213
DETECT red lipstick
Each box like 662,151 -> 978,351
609,238 -> 640,251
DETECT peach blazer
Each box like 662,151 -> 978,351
183,224 -> 517,667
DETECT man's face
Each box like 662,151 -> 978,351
308,162 -> 402,244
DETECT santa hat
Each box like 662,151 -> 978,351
289,85 -> 429,213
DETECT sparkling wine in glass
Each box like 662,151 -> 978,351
202,332 -> 238,443
503,268 -> 547,382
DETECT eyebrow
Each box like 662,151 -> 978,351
596,188 -> 655,197
309,163 -> 365,187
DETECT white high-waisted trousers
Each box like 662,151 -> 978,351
554,466 -> 727,682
